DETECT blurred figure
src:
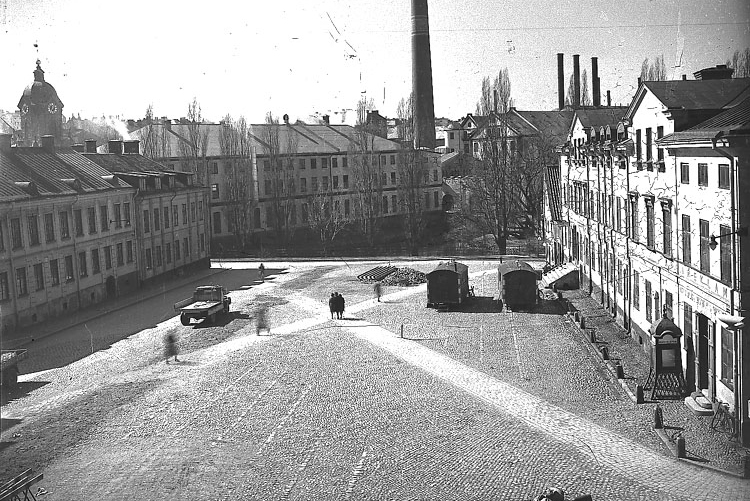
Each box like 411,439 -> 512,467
373,282 -> 382,302
258,263 -> 266,282
337,293 -> 345,319
164,333 -> 179,363
329,293 -> 337,319
256,305 -> 269,335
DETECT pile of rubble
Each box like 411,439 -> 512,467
380,267 -> 427,287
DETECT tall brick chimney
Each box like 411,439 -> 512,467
411,0 -> 436,150
41,135 -> 55,152
85,139 -> 97,153
557,53 -> 565,110
108,140 -> 122,154
591,57 -> 600,107
573,54 -> 581,109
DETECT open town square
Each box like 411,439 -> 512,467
1,259 -> 748,500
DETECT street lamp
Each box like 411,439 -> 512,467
709,226 -> 748,251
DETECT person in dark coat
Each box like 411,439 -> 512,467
329,293 -> 336,319
164,333 -> 179,363
336,293 -> 345,319
373,282 -> 382,302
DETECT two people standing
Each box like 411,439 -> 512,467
328,292 -> 346,319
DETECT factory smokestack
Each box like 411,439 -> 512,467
573,54 -> 581,110
591,57 -> 600,107
411,0 -> 436,150
557,53 -> 565,110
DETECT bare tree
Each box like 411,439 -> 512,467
262,112 -> 297,245
727,47 -> 750,78
476,68 -> 513,115
348,96 -> 383,247
219,115 -> 256,249
640,55 -> 667,81
176,98 -> 209,184
581,69 -> 592,106
305,181 -> 348,256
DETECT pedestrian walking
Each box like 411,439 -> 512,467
164,333 -> 179,363
329,292 -> 337,319
373,281 -> 382,302
258,263 -> 266,282
338,293 -> 345,319
256,305 -> 269,335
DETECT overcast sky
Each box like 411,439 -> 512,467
1,0 -> 748,124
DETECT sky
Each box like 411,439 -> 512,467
1,0 -> 748,124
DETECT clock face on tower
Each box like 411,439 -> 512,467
21,104 -> 29,115
48,103 -> 58,114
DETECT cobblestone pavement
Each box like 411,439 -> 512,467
1,260 -> 748,500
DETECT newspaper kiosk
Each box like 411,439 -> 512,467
645,317 -> 687,399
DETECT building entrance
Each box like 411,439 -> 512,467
695,313 -> 715,400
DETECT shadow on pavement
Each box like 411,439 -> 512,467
1,381 -> 49,407
0,417 -> 23,434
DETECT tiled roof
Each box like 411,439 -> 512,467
131,123 -> 403,159
573,107 -> 628,128
658,97 -> 750,144
0,147 -> 128,200
644,79 -> 750,110
515,110 -> 575,146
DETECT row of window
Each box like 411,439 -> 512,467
142,201 -> 204,233
0,240 -> 134,301
143,234 -> 205,269
0,203 -> 131,252
680,162 -> 730,189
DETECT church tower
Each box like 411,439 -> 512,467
17,60 -> 64,146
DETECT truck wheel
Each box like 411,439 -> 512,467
180,313 -> 190,326
207,313 -> 215,324
224,304 -> 230,314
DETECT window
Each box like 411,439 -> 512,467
183,237 -> 189,258
635,129 -> 642,168
173,205 -> 179,226
254,207 -> 261,229
164,206 -> 170,228
720,225 -> 731,284
174,240 -> 181,260
87,207 -> 97,234
680,163 -> 689,184
654,291 -> 661,320
718,164 -> 730,189
59,211 -> 70,239
645,279 -> 652,321
212,162 -> 219,174
333,176 -> 339,189
310,158 -> 317,169
263,159 -> 270,171
343,175 -> 349,189
664,291 -> 673,319
64,255 -> 74,281
44,213 -> 55,243
0,272 -> 9,300
656,126 -> 664,169
156,245 -> 163,267
212,184 -> 219,199
113,204 -> 122,228
331,157 -> 338,168
213,212 -> 222,234
27,215 -> 40,246
143,210 -> 150,233
322,157 -> 329,168
646,198 -> 655,249
100,205 -> 109,232
200,234 -> 205,253
721,327 -> 734,389
645,128 -> 653,168
699,219 -> 710,273
322,176 -> 329,191
662,202 -> 672,258
74,209 -> 84,236
298,158 -> 306,170
615,197 -> 622,232
681,215 -> 691,265
698,163 -> 708,186
123,203 -> 131,227
434,191 -> 439,208
104,246 -> 112,270
344,199 -> 350,216
633,271 -> 640,310
79,251 -> 88,277
392,195 -> 397,213
145,248 -> 153,269
116,243 -> 124,266
198,201 -> 204,221
629,196 -> 638,242
15,267 -> 28,296
166,243 -> 172,263
182,204 -> 187,223
34,263 -> 44,290
50,259 -> 60,286
343,157 -> 348,168
382,196 -> 389,214
191,202 -> 196,222
11,218 -> 22,249
126,240 -> 134,263
91,249 -> 100,274
300,178 -> 307,193
153,208 -> 160,231
265,180 -> 273,195
311,177 -> 318,192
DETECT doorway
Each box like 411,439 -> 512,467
695,313 -> 715,400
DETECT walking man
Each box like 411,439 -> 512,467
329,293 -> 337,319
258,263 -> 266,282
373,281 -> 382,302
164,333 -> 179,363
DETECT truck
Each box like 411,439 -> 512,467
174,285 -> 232,326
1,349 -> 28,391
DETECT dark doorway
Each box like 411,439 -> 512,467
106,275 -> 116,298
683,303 -> 695,391
696,313 -> 714,399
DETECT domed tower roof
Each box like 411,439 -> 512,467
17,60 -> 64,110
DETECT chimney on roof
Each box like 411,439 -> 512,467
164,119 -> 171,130
682,74 -> 687,80
0,133 -> 11,152
693,64 -> 734,80
557,53 -> 565,110
71,144 -> 85,153
108,139 -> 122,154
322,114 -> 330,125
85,139 -> 97,153
573,54 -> 581,109
41,135 -> 55,152
283,114 -> 289,124
123,140 -> 140,154
607,90 -> 611,107
591,57 -> 600,107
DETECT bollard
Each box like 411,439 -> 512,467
588,329 -> 596,343
676,435 -> 686,458
400,324 -> 404,339
574,311 -> 580,323
743,454 -> 750,479
615,362 -> 625,379
580,316 -> 586,329
654,405 -> 664,429
636,384 -> 644,404
600,346 -> 609,360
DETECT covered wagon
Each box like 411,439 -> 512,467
426,260 -> 470,310
498,260 -> 539,310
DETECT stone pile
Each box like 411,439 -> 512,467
380,268 -> 427,287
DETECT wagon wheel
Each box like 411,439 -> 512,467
180,313 -> 190,326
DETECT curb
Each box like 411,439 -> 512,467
5,268 -> 229,350
653,427 -> 748,479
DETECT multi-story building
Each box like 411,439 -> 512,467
131,119 -> 444,250
0,134 -> 138,333
82,139 -> 210,284
544,65 -> 750,446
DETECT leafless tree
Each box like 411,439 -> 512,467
581,69 -> 592,106
262,112 -> 297,245
219,114 -> 256,249
348,96 -> 383,247
640,55 -> 667,81
476,68 -> 513,115
727,47 -> 750,78
176,98 -> 209,184
305,181 -> 348,256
